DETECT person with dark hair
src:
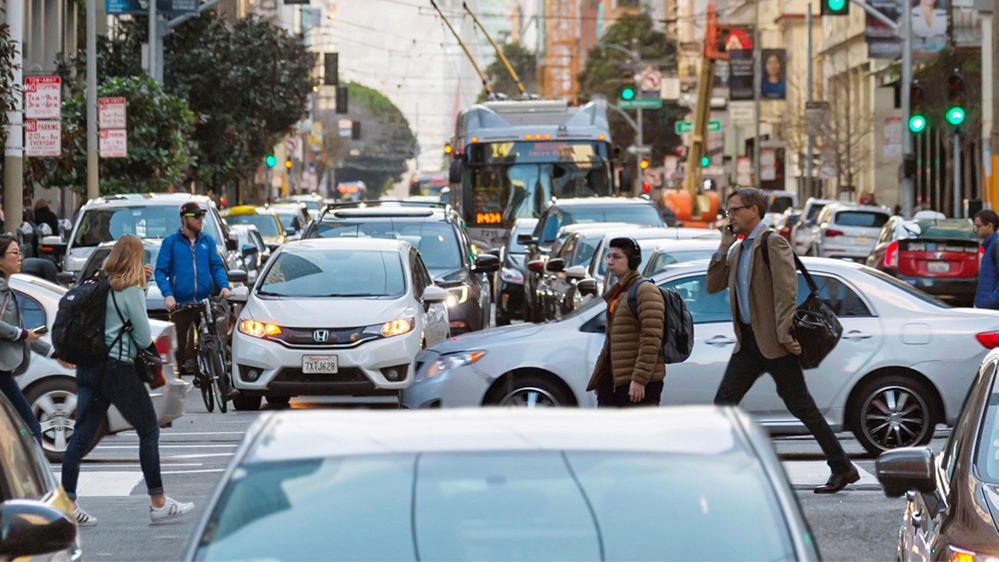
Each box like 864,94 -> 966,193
974,209 -> 999,309
706,187 -> 858,494
33,198 -> 59,235
585,237 -> 666,407
0,234 -> 59,445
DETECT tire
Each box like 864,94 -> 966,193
26,377 -> 106,462
196,349 -> 215,413
849,375 -> 939,456
266,395 -> 291,409
233,395 -> 262,411
205,340 -> 228,413
488,374 -> 573,408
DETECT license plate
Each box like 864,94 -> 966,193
927,261 -> 950,273
302,355 -> 338,374
854,236 -> 872,246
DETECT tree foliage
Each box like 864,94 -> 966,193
0,20 -> 18,150
576,13 -> 682,162
25,76 -> 196,196
477,42 -> 537,101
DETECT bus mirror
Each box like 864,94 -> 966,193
449,160 -> 463,184
618,167 -> 632,194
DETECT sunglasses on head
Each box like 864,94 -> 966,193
182,212 -> 205,218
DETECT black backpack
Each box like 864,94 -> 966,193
52,271 -> 114,366
627,278 -> 694,364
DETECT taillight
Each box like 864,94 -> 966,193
779,225 -> 791,237
154,335 -> 172,364
825,229 -> 844,237
976,332 -> 999,349
884,241 -> 898,268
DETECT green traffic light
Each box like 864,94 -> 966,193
827,0 -> 846,11
620,87 -> 636,101
699,156 -> 709,167
945,106 -> 966,126
265,154 -> 277,168
908,114 -> 926,133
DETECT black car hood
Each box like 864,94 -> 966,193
430,267 -> 467,285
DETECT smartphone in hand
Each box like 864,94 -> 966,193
31,325 -> 48,335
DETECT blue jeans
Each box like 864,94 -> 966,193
0,370 -> 41,445
61,358 -> 163,500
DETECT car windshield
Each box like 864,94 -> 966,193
539,206 -> 664,245
257,249 -> 405,298
73,205 -> 223,247
226,214 -> 282,237
976,364 -> 999,482
273,212 -> 300,232
312,220 -> 462,272
646,250 -> 716,275
860,267 -> 950,308
194,451 -> 794,561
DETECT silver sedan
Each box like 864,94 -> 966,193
403,258 -> 999,455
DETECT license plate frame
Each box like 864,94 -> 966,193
302,354 -> 338,374
927,261 -> 950,274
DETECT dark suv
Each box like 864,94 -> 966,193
302,201 -> 499,334
517,197 -> 665,322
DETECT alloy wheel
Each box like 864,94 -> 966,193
33,388 -> 76,453
499,386 -> 560,408
860,385 -> 931,451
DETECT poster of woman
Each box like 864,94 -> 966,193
760,49 -> 786,100
911,0 -> 946,53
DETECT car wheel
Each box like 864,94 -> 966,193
266,395 -> 291,409
232,395 -> 262,411
26,377 -> 106,462
491,374 -> 573,407
849,375 -> 938,456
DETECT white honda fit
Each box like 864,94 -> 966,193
230,238 -> 450,410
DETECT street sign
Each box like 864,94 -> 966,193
736,157 -> 752,185
98,97 -> 126,129
640,67 -> 661,95
99,129 -> 127,158
24,76 -> 60,120
729,101 -> 755,124
619,98 -> 662,110
106,0 -> 196,16
674,121 -> 721,134
25,120 -> 60,157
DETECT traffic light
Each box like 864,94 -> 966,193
324,53 -> 339,86
351,120 -> 361,140
265,154 -> 277,168
620,86 -> 636,102
639,156 -> 650,170
946,70 -> 966,127
284,159 -> 292,170
699,155 -> 709,168
908,83 -> 927,134
821,0 -> 848,16
642,182 -> 651,193
336,85 -> 349,114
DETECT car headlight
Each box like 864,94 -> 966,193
238,320 -> 281,338
499,267 -> 524,284
944,545 -> 999,562
363,317 -> 415,337
425,350 -> 486,378
445,285 -> 469,308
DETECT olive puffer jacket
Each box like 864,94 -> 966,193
586,270 -> 666,391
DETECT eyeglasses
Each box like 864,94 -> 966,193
726,205 -> 752,217
183,213 -> 205,220
975,223 -> 988,229
6,250 -> 23,257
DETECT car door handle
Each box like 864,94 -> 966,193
706,335 -> 737,346
842,330 -> 873,340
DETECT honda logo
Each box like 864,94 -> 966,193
312,329 -> 330,343
935,252 -> 943,259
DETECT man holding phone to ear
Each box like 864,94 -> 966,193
706,187 -> 858,494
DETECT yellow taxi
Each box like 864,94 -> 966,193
221,206 -> 287,250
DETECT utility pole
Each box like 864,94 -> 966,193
954,131 -> 962,215
806,5 -> 813,197
86,0 -> 98,200
900,0 -> 914,216
753,0 -> 761,186
149,0 -> 157,81
3,0 -> 23,233
992,0 -> 999,208
632,38 -> 642,195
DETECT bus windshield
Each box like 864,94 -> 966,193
465,141 -> 611,227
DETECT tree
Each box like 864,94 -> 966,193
321,81 -> 416,197
476,42 -> 537,101
25,76 -> 197,196
576,13 -> 682,163
0,20 -> 18,151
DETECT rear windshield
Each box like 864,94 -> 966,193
539,206 -> 664,245
74,205 -> 224,247
258,250 -> 405,298
806,204 -> 826,221
900,219 -> 976,240
311,220 -> 462,272
226,214 -> 282,237
834,211 -> 889,228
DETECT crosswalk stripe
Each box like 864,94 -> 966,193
781,461 -> 878,487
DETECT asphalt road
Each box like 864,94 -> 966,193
65,388 -> 933,561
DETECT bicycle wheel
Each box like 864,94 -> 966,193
205,339 -> 229,413
197,347 -> 215,412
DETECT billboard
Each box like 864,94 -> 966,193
760,49 -> 786,100
727,26 -> 754,101
106,0 -> 196,16
866,0 -> 981,59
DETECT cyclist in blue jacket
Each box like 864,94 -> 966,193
155,202 -> 231,380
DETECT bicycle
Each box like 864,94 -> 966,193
174,297 -> 233,413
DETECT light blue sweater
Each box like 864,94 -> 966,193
105,285 -> 152,363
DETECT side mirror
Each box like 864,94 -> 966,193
226,232 -> 238,252
577,279 -> 599,296
241,244 -> 259,256
565,265 -> 587,280
473,253 -> 500,273
517,233 -> 538,247
0,499 -> 77,558
227,269 -> 248,284
285,227 -> 298,236
449,160 -> 463,184
57,271 -> 76,286
266,243 -> 279,253
40,235 -> 65,247
526,259 -> 546,274
260,252 -> 272,266
806,218 -> 817,227
546,258 -> 565,273
485,248 -> 501,258
423,285 -> 449,303
876,447 -> 936,498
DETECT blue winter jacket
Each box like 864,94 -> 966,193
154,229 -> 229,304
976,232 -> 999,309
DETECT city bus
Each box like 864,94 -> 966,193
447,99 -> 616,249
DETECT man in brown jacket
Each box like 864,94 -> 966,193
707,187 -> 858,494
586,237 -> 665,406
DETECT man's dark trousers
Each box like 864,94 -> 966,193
714,323 -> 850,474
596,373 -> 664,407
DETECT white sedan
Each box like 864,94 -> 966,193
230,238 -> 450,410
403,258 -> 999,455
13,274 -> 188,461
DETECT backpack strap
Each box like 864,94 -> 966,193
108,290 -> 133,362
627,277 -> 651,316
760,229 -> 820,295
991,238 -> 997,268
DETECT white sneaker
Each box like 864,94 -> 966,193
74,506 -> 98,527
149,496 -> 194,524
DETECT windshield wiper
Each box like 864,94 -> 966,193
331,293 -> 383,297
256,290 -> 283,296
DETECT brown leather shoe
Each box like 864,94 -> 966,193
814,465 -> 860,494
